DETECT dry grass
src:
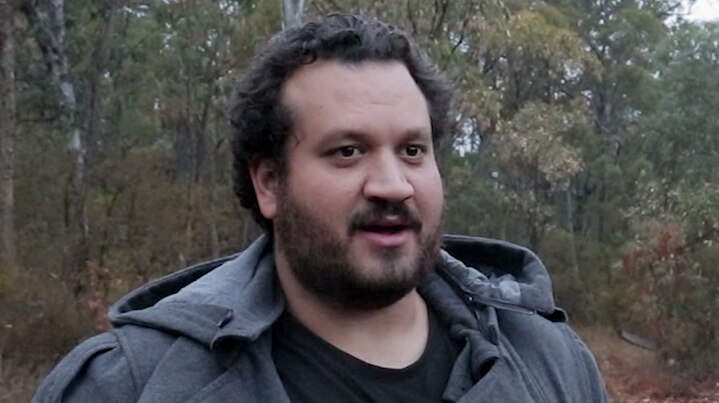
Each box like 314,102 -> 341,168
0,354 -> 47,403
577,326 -> 719,403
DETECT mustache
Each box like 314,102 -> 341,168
349,201 -> 422,232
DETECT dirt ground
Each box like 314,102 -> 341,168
578,326 -> 719,403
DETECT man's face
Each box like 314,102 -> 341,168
255,60 -> 444,310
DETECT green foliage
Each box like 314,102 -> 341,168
538,228 -> 617,323
443,154 -> 508,238
643,22 -> 719,188
486,6 -> 600,115
496,101 -> 586,185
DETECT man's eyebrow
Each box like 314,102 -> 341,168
402,128 -> 432,142
320,129 -> 368,143
319,128 -> 432,144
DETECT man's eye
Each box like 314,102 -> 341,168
336,146 -> 360,158
404,145 -> 425,157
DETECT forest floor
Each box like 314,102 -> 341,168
578,326 -> 719,402
1,326 -> 717,402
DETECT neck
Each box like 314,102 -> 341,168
275,252 -> 430,369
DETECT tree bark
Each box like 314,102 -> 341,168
564,181 -> 580,281
21,0 -> 88,294
281,0 -> 305,28
0,0 -> 17,269
207,113 -> 221,259
83,0 -> 124,163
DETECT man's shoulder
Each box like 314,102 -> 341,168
497,310 -> 607,401
498,308 -> 585,363
33,331 -> 137,403
33,324 -> 221,403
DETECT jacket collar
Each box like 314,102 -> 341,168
108,234 -> 559,350
110,236 -> 284,348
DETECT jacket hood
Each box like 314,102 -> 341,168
108,234 -> 558,350
439,234 -> 556,315
109,236 -> 283,348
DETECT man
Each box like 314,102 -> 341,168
34,14 -> 607,403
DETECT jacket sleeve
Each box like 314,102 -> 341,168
558,324 -> 609,403
32,332 -> 138,403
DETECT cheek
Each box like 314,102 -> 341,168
290,170 -> 359,215
414,170 -> 444,217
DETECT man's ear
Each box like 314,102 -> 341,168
249,158 -> 279,220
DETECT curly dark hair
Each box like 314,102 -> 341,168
230,13 -> 454,233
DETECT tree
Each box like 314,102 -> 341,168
546,0 -> 671,244
282,0 -> 305,28
20,0 -> 133,302
644,22 -> 719,191
0,0 -> 17,269
636,21 -> 719,248
21,0 -> 89,294
493,101 -> 587,250
148,0 -> 274,262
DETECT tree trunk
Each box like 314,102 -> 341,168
83,0 -> 124,163
21,0 -> 89,296
281,0 -> 305,28
564,181 -> 580,281
0,0 -> 17,269
207,113 -> 221,259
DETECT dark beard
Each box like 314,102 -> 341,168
274,188 -> 442,311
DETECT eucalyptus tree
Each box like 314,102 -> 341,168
282,0 -> 306,27
20,0 -> 91,295
542,0 -> 675,244
618,23 -> 719,368
0,0 -> 17,269
640,21 -> 719,245
147,0 -> 277,262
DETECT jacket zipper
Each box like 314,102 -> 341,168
466,294 -> 536,315
441,268 -> 537,315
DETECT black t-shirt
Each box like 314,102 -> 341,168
272,307 -> 459,403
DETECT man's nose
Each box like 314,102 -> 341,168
362,152 -> 414,202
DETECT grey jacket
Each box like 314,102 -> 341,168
34,235 -> 608,402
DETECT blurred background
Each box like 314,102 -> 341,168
0,0 -> 718,401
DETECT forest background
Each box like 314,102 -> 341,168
1,0 -> 718,401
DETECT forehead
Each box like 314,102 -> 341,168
280,60 -> 431,139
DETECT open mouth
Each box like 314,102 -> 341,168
353,218 -> 418,248
361,224 -> 409,234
